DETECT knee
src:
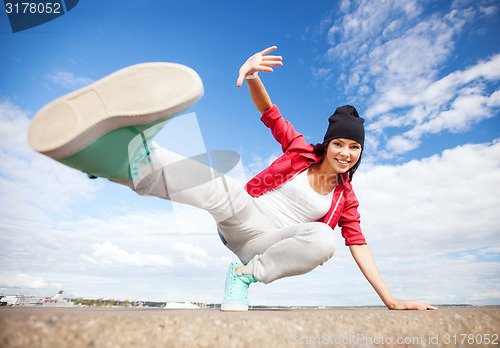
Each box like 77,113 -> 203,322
307,222 -> 336,261
133,168 -> 164,196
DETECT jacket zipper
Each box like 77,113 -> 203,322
326,189 -> 343,226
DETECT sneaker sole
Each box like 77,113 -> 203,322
28,62 -> 203,160
220,303 -> 249,311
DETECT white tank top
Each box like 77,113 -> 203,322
256,169 -> 334,226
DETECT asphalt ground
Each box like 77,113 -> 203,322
1,306 -> 499,347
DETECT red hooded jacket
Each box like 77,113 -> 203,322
244,105 -> 367,246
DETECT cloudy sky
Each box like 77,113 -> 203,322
1,0 -> 499,306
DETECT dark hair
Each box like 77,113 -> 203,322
312,141 -> 362,181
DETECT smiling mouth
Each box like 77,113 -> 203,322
336,158 -> 350,166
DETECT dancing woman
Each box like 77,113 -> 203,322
28,46 -> 437,311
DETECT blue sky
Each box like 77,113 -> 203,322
1,0 -> 499,306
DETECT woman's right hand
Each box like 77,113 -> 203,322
236,46 -> 283,88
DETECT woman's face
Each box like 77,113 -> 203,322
324,138 -> 362,174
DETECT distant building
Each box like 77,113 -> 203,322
0,295 -> 20,306
164,301 -> 200,309
0,291 -> 74,307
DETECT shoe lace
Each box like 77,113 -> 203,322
129,132 -> 154,179
227,273 -> 250,297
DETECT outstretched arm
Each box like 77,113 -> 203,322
237,46 -> 283,114
349,244 -> 438,310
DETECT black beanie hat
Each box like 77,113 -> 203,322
323,105 -> 365,148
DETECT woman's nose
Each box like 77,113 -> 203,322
340,146 -> 349,157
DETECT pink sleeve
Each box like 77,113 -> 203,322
339,188 -> 367,246
260,105 -> 304,153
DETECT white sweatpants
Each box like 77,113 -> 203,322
121,147 -> 336,284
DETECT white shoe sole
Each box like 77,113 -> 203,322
28,62 -> 203,160
220,303 -> 249,311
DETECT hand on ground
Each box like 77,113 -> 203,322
390,299 -> 438,310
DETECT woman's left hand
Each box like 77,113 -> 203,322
389,299 -> 438,310
236,46 -> 283,88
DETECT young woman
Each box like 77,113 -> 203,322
28,46 -> 437,312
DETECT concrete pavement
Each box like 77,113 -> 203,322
1,306 -> 499,347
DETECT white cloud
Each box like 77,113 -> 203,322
311,67 -> 333,80
86,241 -> 174,267
46,70 -> 94,89
0,98 -> 33,157
317,0 -> 500,157
355,139 -> 500,257
173,242 -> 209,258
479,5 -> 498,16
376,55 -> 500,153
410,90 -> 492,134
173,242 -> 211,268
0,274 -> 49,289
244,151 -> 281,180
478,247 -> 500,256
0,98 -> 101,222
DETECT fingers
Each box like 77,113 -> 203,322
236,74 -> 245,88
260,57 -> 283,66
260,46 -> 283,62
414,301 -> 438,310
260,45 -> 278,56
260,53 -> 283,71
236,46 -> 282,87
391,299 -> 438,310
255,60 -> 282,73
262,55 -> 282,60
236,65 -> 251,87
414,302 -> 438,310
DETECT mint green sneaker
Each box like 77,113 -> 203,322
221,262 -> 257,311
28,62 -> 203,181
